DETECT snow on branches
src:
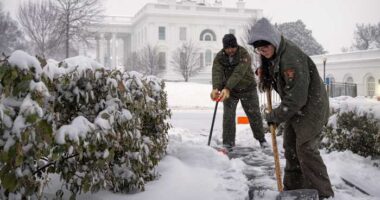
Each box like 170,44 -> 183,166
0,51 -> 171,199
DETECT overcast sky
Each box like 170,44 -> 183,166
2,0 -> 380,53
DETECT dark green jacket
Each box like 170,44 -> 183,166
268,37 -> 330,143
212,46 -> 256,93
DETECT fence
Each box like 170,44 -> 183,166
257,82 -> 358,109
326,82 -> 357,97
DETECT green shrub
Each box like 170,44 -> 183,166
322,110 -> 380,158
0,52 -> 171,199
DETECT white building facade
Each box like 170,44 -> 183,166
86,0 -> 380,98
312,49 -> 380,98
88,0 -> 262,80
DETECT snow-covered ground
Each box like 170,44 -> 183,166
55,82 -> 379,200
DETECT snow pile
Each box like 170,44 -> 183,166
330,96 -> 380,120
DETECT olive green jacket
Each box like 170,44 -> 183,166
268,37 -> 330,143
212,46 -> 256,93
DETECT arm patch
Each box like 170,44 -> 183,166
284,68 -> 295,80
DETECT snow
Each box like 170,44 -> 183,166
8,50 -> 43,80
330,96 -> 380,120
60,56 -> 104,76
55,116 -> 96,144
30,80 -> 50,97
42,59 -> 66,80
43,81 -> 379,200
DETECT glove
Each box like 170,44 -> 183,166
265,111 -> 277,127
218,88 -> 230,102
210,89 -> 220,101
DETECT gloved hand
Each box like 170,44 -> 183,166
210,89 -> 220,101
218,88 -> 230,102
264,110 -> 277,128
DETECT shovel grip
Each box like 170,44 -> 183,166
266,89 -> 284,192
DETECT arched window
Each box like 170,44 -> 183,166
200,29 -> 216,41
204,34 -> 212,41
205,50 -> 212,66
366,76 -> 375,97
345,76 -> 353,83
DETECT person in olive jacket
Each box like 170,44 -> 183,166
211,33 -> 267,150
248,18 -> 334,199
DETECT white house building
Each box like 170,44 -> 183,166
85,0 -> 380,98
312,49 -> 380,98
87,0 -> 262,80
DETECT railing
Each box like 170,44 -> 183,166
326,82 -> 357,97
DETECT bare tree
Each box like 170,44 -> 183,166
138,44 -> 160,75
171,41 -> 201,82
18,0 -> 62,58
125,51 -> 140,72
352,23 -> 380,50
55,0 -> 103,58
0,2 -> 26,55
240,17 -> 260,68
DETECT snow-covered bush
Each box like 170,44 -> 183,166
0,50 -> 54,199
322,96 -> 380,158
0,51 -> 171,199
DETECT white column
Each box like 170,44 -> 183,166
111,33 -> 117,69
122,36 -> 128,67
105,33 -> 112,68
99,33 -> 105,66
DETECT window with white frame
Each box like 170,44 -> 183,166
367,76 -> 375,97
159,26 -> 166,40
158,52 -> 166,69
180,27 -> 187,41
205,50 -> 212,66
199,53 -> 204,67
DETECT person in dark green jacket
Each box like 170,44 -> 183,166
248,18 -> 334,199
211,33 -> 267,150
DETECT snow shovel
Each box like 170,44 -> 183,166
207,101 -> 219,146
266,89 -> 319,200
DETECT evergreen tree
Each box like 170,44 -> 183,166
276,20 -> 325,55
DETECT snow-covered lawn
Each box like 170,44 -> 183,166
54,81 -> 379,200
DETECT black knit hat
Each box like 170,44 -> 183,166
252,40 -> 271,48
223,34 -> 238,49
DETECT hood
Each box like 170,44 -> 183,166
248,18 -> 282,50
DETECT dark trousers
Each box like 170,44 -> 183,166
222,88 -> 264,146
283,122 -> 334,197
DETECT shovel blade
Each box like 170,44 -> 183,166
276,189 -> 319,200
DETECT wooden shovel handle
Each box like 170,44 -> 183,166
266,89 -> 284,192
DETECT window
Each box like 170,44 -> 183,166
159,26 -> 166,40
367,76 -> 375,97
180,27 -> 187,41
345,76 -> 353,83
205,50 -> 212,66
158,52 -> 166,70
229,29 -> 235,35
200,29 -> 216,41
199,53 -> 204,67
204,34 -> 212,41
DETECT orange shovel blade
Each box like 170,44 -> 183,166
237,116 -> 249,124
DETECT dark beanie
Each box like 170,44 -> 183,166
252,40 -> 271,48
223,34 -> 238,49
